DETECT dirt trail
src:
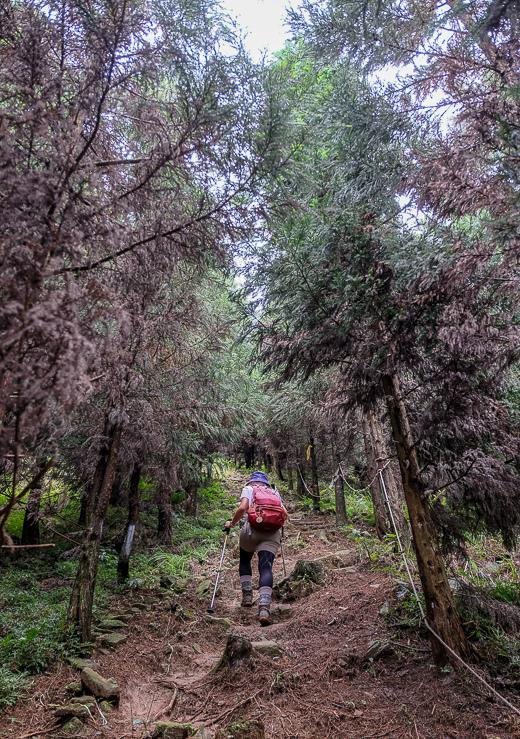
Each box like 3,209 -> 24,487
2,472 -> 520,738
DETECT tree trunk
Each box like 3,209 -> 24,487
273,449 -> 284,481
0,458 -> 52,540
308,434 -> 320,512
296,458 -> 306,497
117,464 -> 141,582
68,418 -> 122,641
287,465 -> 294,492
21,479 -> 43,545
362,409 -> 392,538
244,444 -> 255,468
330,434 -> 347,526
379,456 -> 410,548
362,405 -> 409,544
157,486 -> 172,543
109,470 -> 123,506
262,450 -> 272,471
184,480 -> 199,517
78,489 -> 88,526
382,373 -> 468,665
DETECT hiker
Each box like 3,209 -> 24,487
224,471 -> 287,625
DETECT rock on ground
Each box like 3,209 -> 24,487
152,721 -> 196,738
67,657 -> 99,670
273,559 -> 325,601
56,716 -> 85,735
69,695 -> 96,707
54,703 -> 91,719
290,559 -> 326,583
251,640 -> 283,657
97,618 -> 126,630
97,632 -> 127,648
80,667 -> 120,702
214,634 -> 253,671
215,719 -> 265,739
204,615 -> 231,629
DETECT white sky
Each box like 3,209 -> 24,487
221,0 -> 302,59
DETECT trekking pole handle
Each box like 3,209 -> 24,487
222,525 -> 231,534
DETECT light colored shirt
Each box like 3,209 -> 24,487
239,484 -> 283,534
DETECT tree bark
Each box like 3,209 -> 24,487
21,479 -> 43,545
243,444 -> 255,468
296,457 -> 306,497
184,480 -> 199,517
362,409 -> 390,538
382,373 -> 468,665
362,405 -> 409,544
286,465 -> 294,492
0,458 -> 52,540
157,486 -> 172,543
272,449 -> 284,481
330,434 -> 347,526
78,489 -> 88,526
109,470 -> 123,506
68,418 -> 122,641
117,463 -> 141,582
308,434 -> 320,512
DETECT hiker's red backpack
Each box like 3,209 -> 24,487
247,485 -> 287,532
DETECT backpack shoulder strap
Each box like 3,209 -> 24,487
250,484 -> 260,503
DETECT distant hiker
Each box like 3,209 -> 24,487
225,471 -> 287,625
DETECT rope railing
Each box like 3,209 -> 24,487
377,468 -> 520,719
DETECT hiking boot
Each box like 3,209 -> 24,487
241,589 -> 253,607
258,606 -> 271,626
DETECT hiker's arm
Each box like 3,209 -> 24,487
224,497 -> 249,530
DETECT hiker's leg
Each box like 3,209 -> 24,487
239,547 -> 254,583
239,547 -> 254,606
257,548 -> 275,624
258,549 -> 275,589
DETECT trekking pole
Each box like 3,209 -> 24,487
280,529 -> 287,579
207,528 -> 229,614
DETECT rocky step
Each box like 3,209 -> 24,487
96,617 -> 127,630
107,611 -> 134,623
96,631 -> 127,648
80,667 -> 120,702
66,657 -> 99,671
216,719 -> 265,738
204,615 -> 232,628
58,716 -> 85,735
54,703 -> 91,720
251,640 -> 283,657
152,722 -> 197,738
69,696 -> 96,707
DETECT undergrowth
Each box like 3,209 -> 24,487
349,521 -> 520,672
0,471 -> 234,712
0,555 -> 80,710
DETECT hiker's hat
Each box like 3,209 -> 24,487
247,471 -> 269,485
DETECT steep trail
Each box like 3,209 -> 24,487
2,471 -> 519,738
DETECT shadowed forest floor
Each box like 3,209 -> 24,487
1,472 -> 519,739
